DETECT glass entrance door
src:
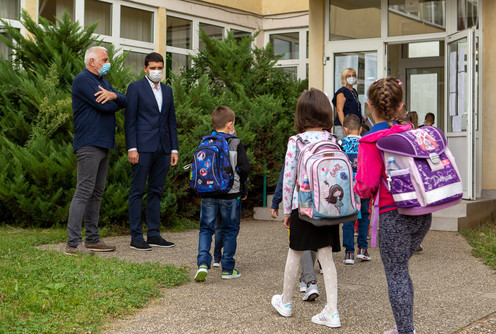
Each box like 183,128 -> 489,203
446,28 -> 478,199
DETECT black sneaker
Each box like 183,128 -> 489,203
130,239 -> 152,251
147,236 -> 175,248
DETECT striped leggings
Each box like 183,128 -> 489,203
379,210 -> 432,334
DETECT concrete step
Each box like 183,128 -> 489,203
431,198 -> 496,231
253,194 -> 283,221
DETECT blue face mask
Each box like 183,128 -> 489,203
98,62 -> 111,76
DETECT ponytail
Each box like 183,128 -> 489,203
367,77 -> 406,127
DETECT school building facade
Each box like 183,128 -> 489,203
2,0 -> 493,228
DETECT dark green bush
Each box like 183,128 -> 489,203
0,14 -> 305,227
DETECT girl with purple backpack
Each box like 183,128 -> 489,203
354,77 -> 430,334
271,88 -> 341,328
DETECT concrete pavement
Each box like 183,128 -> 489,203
46,219 -> 496,333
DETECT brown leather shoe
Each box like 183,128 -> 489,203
65,243 -> 95,256
85,240 -> 116,252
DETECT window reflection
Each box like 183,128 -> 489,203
1,0 -> 20,20
458,0 -> 478,30
39,0 -> 74,24
270,32 -> 299,60
167,16 -> 192,49
199,23 -> 223,51
388,0 -> 446,36
85,0 -> 112,36
329,0 -> 381,40
121,6 -> 153,43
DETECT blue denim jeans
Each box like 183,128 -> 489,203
197,198 -> 240,271
213,199 -> 242,263
342,198 -> 371,253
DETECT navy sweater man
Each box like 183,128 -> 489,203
125,52 -> 178,251
66,46 -> 127,255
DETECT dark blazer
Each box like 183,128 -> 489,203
125,77 -> 178,153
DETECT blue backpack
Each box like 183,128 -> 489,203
190,132 -> 235,195
338,136 -> 360,178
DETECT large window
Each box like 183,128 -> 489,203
39,0 -> 74,24
0,32 -> 12,60
121,6 -> 153,42
199,23 -> 223,51
1,0 -> 19,20
458,0 -> 478,30
334,52 -> 377,119
85,0 -> 111,36
329,0 -> 381,40
167,16 -> 192,49
232,29 -> 250,41
166,52 -> 190,75
388,0 -> 446,37
270,32 -> 299,60
125,51 -> 147,73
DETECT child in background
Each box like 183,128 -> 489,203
360,123 -> 370,137
406,111 -> 419,129
272,88 -> 341,328
339,114 -> 371,265
271,167 -> 319,301
194,106 -> 251,282
354,77 -> 431,334
423,112 -> 435,127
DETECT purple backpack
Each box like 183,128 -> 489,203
376,126 -> 463,215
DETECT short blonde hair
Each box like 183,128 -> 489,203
341,68 -> 356,86
212,106 -> 235,130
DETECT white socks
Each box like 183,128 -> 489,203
280,246 -> 338,315
317,246 -> 338,314
282,248 -> 302,304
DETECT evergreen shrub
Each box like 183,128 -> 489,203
0,14 -> 306,227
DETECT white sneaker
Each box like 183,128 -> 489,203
311,306 -> 341,328
271,294 -> 292,317
299,281 -> 307,293
357,247 -> 371,261
343,252 -> 355,264
302,282 -> 319,301
213,262 -> 220,268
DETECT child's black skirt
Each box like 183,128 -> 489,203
289,210 -> 341,252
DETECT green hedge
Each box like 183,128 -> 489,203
0,12 -> 305,227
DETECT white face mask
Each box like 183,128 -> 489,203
148,70 -> 163,83
346,77 -> 357,86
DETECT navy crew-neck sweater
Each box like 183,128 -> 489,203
71,69 -> 127,152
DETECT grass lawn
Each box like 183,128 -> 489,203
460,223 -> 496,271
0,226 -> 189,333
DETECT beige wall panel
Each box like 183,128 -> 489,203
308,0 -> 324,90
263,0 -> 308,15
198,0 -> 263,15
157,8 -> 167,58
482,1 -> 496,190
24,0 -> 38,20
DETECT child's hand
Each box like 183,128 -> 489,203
270,209 -> 278,219
283,214 -> 291,229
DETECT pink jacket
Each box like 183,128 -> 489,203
354,123 -> 412,214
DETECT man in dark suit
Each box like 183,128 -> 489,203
125,52 -> 178,250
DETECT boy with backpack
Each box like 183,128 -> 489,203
193,106 -> 250,282
338,114 -> 371,265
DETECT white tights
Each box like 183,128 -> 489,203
282,247 -> 338,314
